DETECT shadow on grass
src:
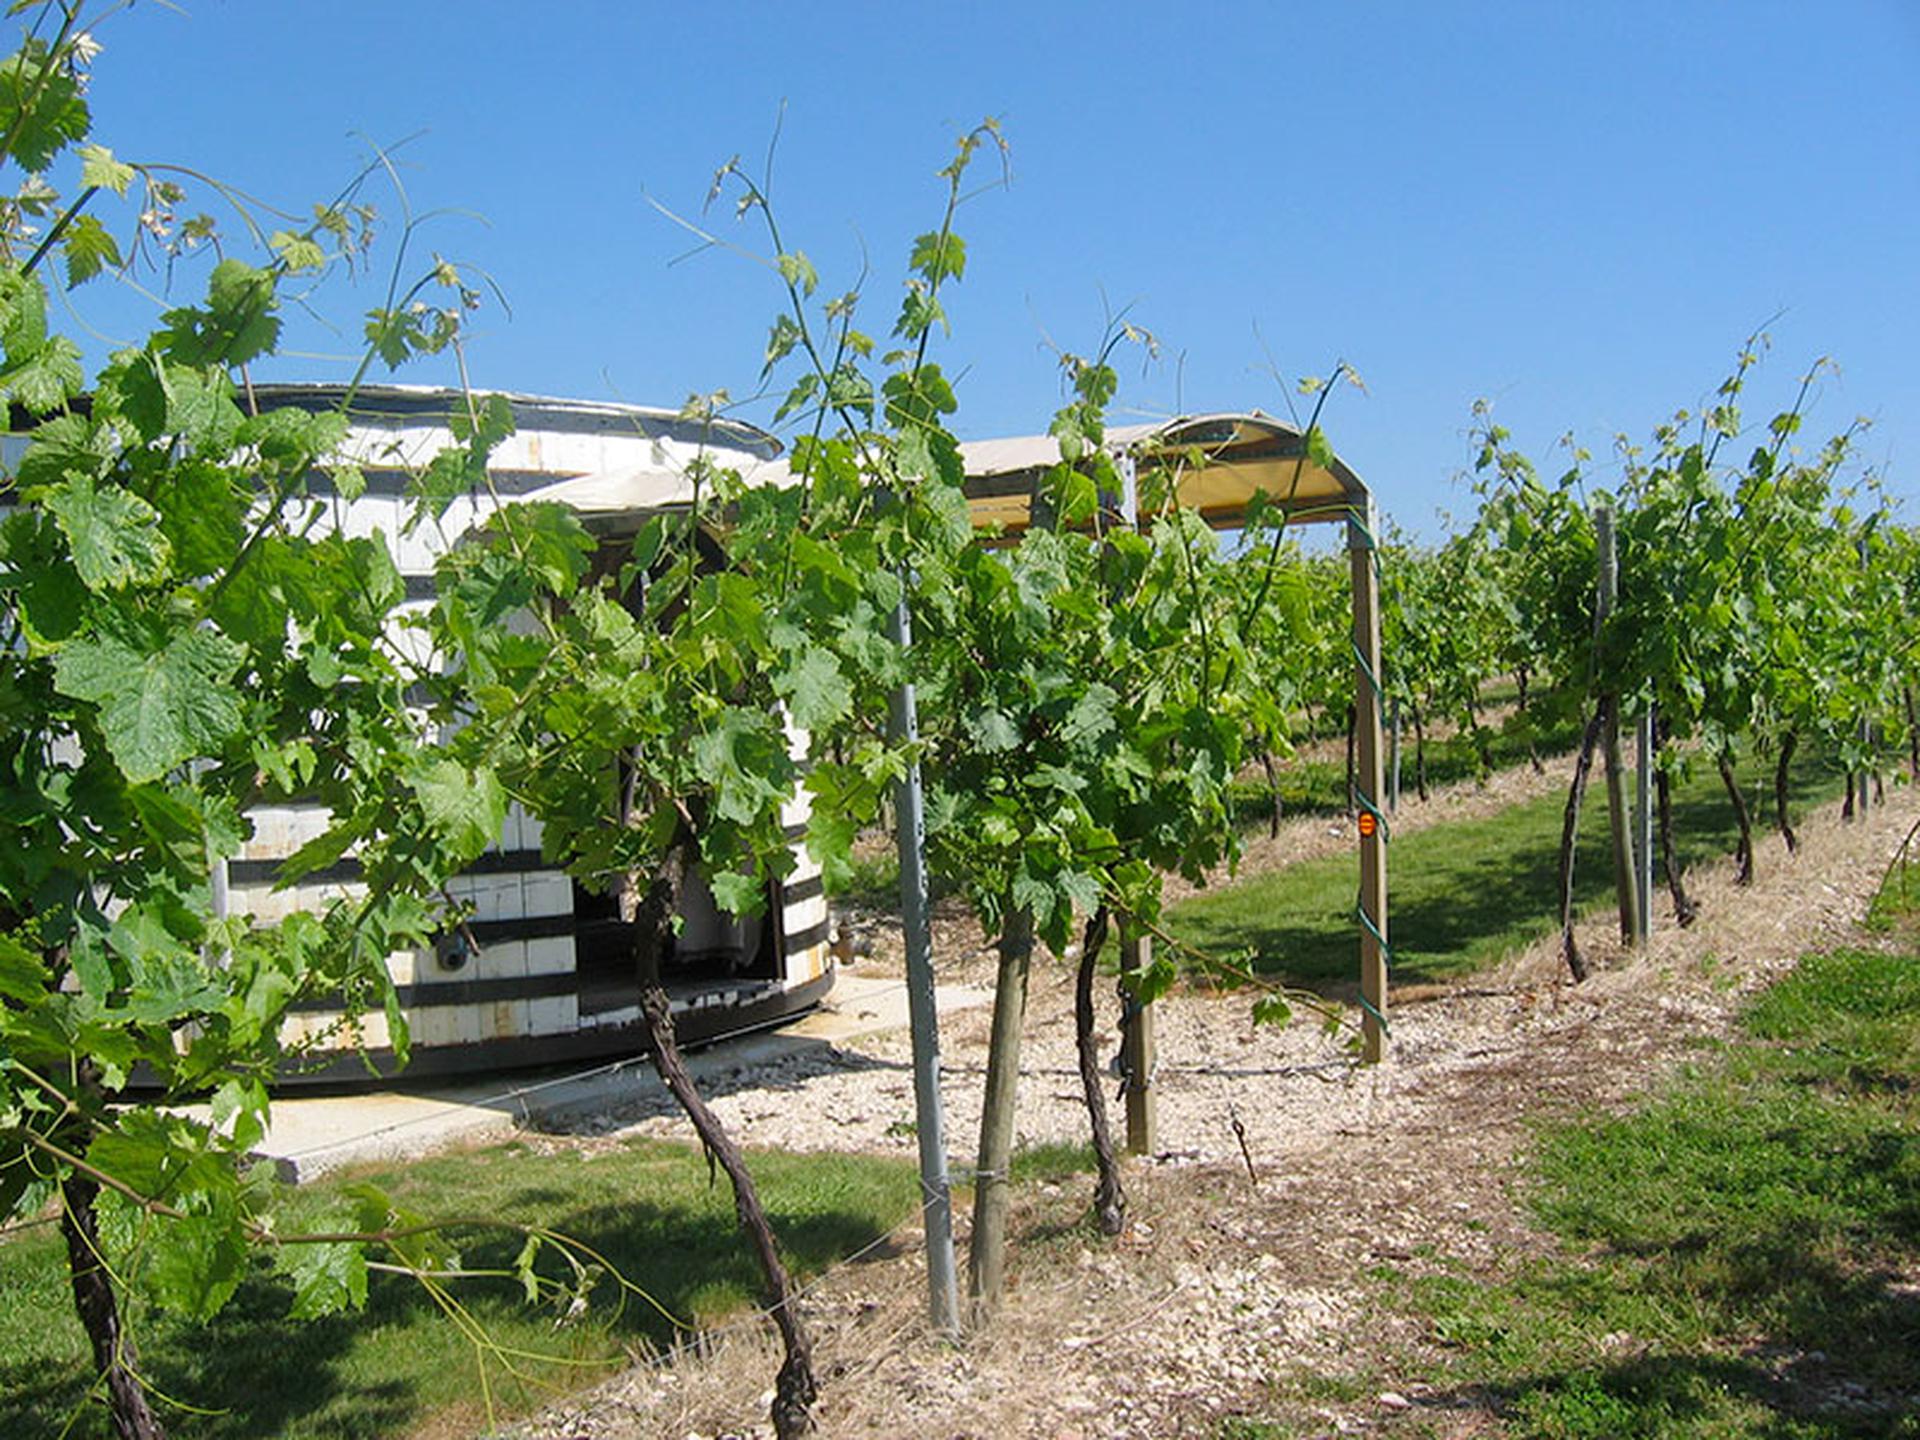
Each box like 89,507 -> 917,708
0,1159 -> 910,1440
1173,754 -> 1846,996
1411,1234 -> 1920,1439
1453,1347 -> 1920,1439
1398,951 -> 1920,1439
1398,1134 -> 1920,1435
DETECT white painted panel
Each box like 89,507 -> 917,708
239,806 -> 333,861
525,936 -> 573,977
527,994 -> 580,1036
387,949 -> 420,986
408,1005 -> 462,1049
476,938 -> 529,981
229,883 -> 305,924
444,874 -> 525,923
785,895 -> 829,933
522,873 -> 572,918
485,999 -> 529,1041
342,1009 -> 392,1052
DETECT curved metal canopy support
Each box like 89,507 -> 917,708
960,412 -> 1389,1070
959,410 -> 1370,534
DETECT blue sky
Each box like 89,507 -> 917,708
65,1 -> 1920,535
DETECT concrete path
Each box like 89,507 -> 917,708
250,969 -> 990,1181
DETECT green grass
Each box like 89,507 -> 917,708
0,1136 -> 917,1440
1300,872 -> 1920,1438
1216,1420 -> 1296,1439
1226,703 -> 1586,833
1867,834 -> 1920,937
1170,749 -> 1847,993
826,699 -> 1583,907
1007,1139 -> 1098,1185
1418,951 -> 1920,1436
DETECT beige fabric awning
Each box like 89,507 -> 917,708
523,411 -> 1366,539
959,412 -> 1367,534
523,456 -> 798,533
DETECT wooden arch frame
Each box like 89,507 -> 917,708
957,412 -> 1389,1066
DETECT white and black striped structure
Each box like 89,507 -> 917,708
114,383 -> 833,1079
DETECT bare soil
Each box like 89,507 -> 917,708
505,779 -> 1919,1440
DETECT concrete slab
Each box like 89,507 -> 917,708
244,969 -> 990,1181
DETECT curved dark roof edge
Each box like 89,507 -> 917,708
5,383 -> 784,461
245,383 -> 783,458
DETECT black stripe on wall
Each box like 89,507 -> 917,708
783,920 -> 829,956
289,969 -> 577,1014
470,913 -> 576,944
229,848 -> 555,888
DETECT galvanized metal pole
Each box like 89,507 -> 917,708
886,593 -> 961,1335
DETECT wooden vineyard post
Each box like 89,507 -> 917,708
1635,705 -> 1655,942
1349,504 -> 1388,1064
1119,926 -> 1157,1154
1594,506 -> 1644,947
1115,449 -> 1160,1156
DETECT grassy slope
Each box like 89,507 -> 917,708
1430,961 -> 1920,1434
0,1137 -> 916,1440
826,702 -> 1583,908
1224,701 -> 1583,835
1232,860 -> 1920,1439
1168,750 -> 1847,992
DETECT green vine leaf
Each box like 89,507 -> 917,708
406,757 -> 508,866
76,142 -> 134,195
146,1207 -> 251,1320
53,624 -> 246,782
0,934 -> 46,1001
159,259 -> 282,368
60,211 -> 120,284
44,473 -> 171,590
269,228 -> 326,273
909,230 -> 966,285
773,647 -> 852,732
775,250 -> 818,298
0,41 -> 89,172
278,1238 -> 371,1319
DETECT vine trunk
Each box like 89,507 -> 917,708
62,1169 -> 166,1440
1774,730 -> 1799,853
1655,757 -> 1698,927
1259,751 -> 1283,839
1718,751 -> 1755,886
969,905 -> 1035,1323
1073,905 -> 1125,1236
1412,704 -> 1430,802
623,841 -> 817,1439
1556,707 -> 1604,982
